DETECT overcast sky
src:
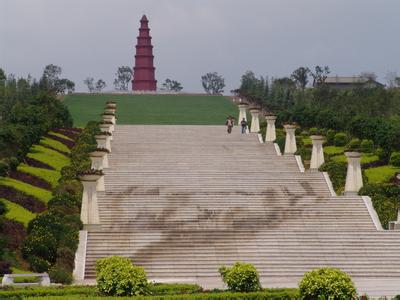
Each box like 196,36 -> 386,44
1,0 -> 399,93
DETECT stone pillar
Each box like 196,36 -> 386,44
265,115 -> 277,142
344,152 -> 363,195
95,134 -> 111,152
249,109 -> 260,133
99,123 -> 113,140
90,151 -> 107,191
80,174 -> 102,231
283,124 -> 297,154
102,115 -> 115,132
310,135 -> 325,169
238,103 -> 248,124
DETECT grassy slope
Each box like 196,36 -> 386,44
0,198 -> 36,227
365,165 -> 400,184
40,137 -> 71,153
48,131 -> 74,141
0,177 -> 52,203
63,93 -> 237,126
27,145 -> 70,171
17,164 -> 61,188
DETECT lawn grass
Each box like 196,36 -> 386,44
27,145 -> 70,171
0,177 -> 52,203
324,146 -> 345,155
48,131 -> 74,141
331,153 -> 380,164
63,93 -> 237,126
365,165 -> 400,184
0,198 -> 36,227
40,137 -> 71,153
17,163 -> 61,188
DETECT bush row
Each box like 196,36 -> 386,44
21,121 -> 100,283
0,286 -> 297,300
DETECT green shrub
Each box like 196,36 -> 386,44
96,256 -> 150,296
390,152 -> 400,167
22,229 -> 58,264
326,129 -> 336,145
376,147 -> 391,161
334,133 -> 348,147
360,139 -> 374,153
219,262 -> 261,293
308,127 -> 318,135
296,147 -> 311,162
0,201 -> 7,215
299,267 -> 357,299
49,263 -> 73,284
0,160 -> 9,177
345,138 -> 361,152
5,157 -> 19,171
319,160 -> 347,194
28,255 -> 51,273
300,130 -> 309,137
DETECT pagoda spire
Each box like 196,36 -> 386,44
132,15 -> 157,91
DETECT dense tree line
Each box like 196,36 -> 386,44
236,68 -> 400,154
0,66 -> 73,171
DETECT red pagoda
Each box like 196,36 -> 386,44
132,15 -> 157,91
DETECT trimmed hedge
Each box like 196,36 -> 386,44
21,121 -> 98,280
0,177 -> 52,203
299,267 -> 357,299
0,289 -> 299,300
96,256 -> 150,296
219,262 -> 261,293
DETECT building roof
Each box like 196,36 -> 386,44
141,15 -> 148,22
324,76 -> 381,85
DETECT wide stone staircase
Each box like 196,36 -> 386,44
83,125 -> 400,296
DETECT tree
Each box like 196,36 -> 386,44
41,64 -> 75,94
360,71 -> 377,81
113,66 -> 132,91
201,72 -> 225,94
83,77 -> 95,93
161,79 -> 183,92
58,79 -> 75,94
291,67 -> 310,90
96,79 -> 106,92
310,65 -> 330,85
385,71 -> 398,88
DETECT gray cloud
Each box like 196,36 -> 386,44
1,0 -> 399,92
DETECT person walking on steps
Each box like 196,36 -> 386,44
226,116 -> 234,134
240,118 -> 248,134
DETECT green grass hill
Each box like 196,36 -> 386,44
63,93 -> 237,126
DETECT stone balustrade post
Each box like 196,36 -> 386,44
249,109 -> 260,133
99,123 -> 113,140
265,115 -> 277,142
90,151 -> 107,191
80,174 -> 102,231
344,152 -> 363,195
95,134 -> 111,152
238,103 -> 248,124
102,115 -> 115,132
283,124 -> 297,154
310,135 -> 325,170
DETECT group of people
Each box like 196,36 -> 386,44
225,116 -> 248,134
